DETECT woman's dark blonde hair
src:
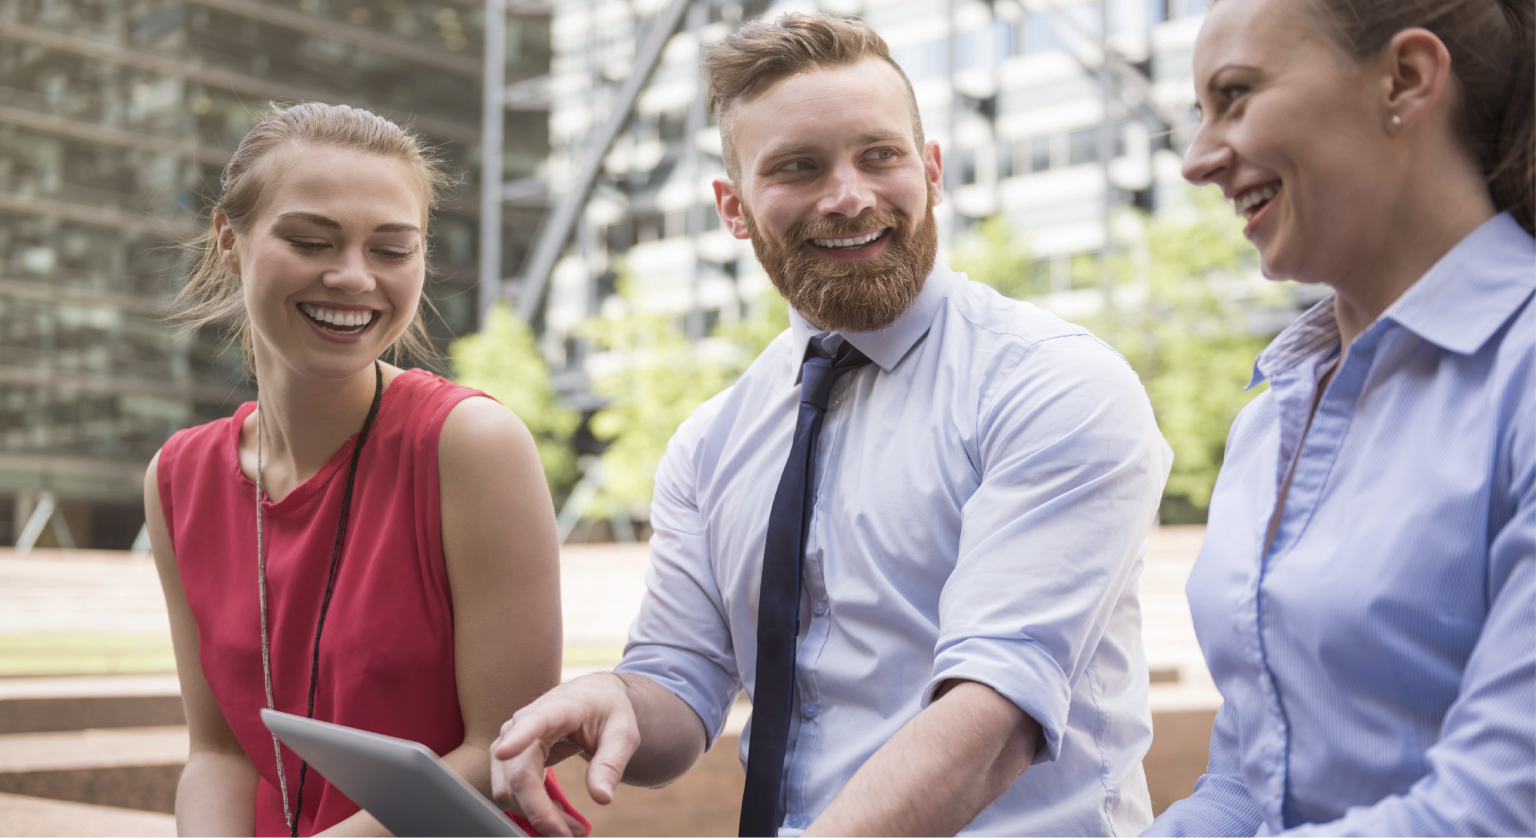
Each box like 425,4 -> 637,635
175,102 -> 453,372
1307,0 -> 1534,233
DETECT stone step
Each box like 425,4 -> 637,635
0,726 -> 185,814
0,691 -> 1217,831
0,792 -> 173,837
0,676 -> 183,736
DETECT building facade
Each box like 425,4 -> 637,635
533,0 -> 1214,389
0,0 -> 550,548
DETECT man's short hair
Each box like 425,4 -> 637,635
703,13 -> 925,182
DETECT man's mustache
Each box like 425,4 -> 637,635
786,210 -> 908,243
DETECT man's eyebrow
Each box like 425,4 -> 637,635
761,142 -> 818,162
759,131 -> 909,165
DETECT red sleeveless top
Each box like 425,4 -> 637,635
157,369 -> 583,836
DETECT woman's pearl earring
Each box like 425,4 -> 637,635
1391,114 -> 1403,128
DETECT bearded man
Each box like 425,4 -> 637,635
491,14 -> 1171,837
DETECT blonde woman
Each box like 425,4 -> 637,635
145,103 -> 586,836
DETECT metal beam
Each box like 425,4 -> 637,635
510,0 -> 695,320
183,0 -> 484,78
1033,0 -> 1192,152
0,20 -> 478,144
502,0 -> 778,324
0,276 -> 167,317
479,0 -> 507,330
0,190 -> 199,236
0,364 -> 248,403
0,104 -> 231,166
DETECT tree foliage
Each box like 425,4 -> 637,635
449,302 -> 581,494
1094,191 -> 1279,518
580,275 -> 776,518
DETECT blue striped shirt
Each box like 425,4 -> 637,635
1146,212 -> 1536,836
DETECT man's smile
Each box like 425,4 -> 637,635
809,229 -> 889,249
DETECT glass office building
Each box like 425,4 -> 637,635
532,0 -> 1218,388
0,0 -> 550,547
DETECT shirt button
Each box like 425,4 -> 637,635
802,702 -> 820,719
812,600 -> 827,616
785,814 -> 803,828
1270,777 -> 1283,795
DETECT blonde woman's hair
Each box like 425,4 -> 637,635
174,102 -> 453,373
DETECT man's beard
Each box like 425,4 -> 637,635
743,191 -> 938,334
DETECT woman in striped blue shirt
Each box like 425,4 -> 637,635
1147,0 -> 1534,834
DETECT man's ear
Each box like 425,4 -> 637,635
924,140 -> 944,207
1382,27 -> 1452,133
213,210 -> 242,277
713,178 -> 751,240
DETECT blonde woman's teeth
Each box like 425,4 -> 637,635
811,230 -> 886,248
300,303 -> 374,332
1236,185 -> 1278,219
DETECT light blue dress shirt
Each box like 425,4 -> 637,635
1146,213 -> 1536,837
615,264 -> 1172,835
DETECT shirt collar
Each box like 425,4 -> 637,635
1381,212 -> 1536,355
1250,212 -> 1536,387
789,262 -> 960,381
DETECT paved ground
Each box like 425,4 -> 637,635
0,528 -> 1216,831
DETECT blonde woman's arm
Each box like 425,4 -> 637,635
146,452 -> 260,836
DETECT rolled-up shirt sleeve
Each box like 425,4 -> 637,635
924,334 -> 1172,763
614,398 -> 743,748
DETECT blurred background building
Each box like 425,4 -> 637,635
3,0 -> 1290,547
0,0 -> 551,548
493,0 -> 1216,401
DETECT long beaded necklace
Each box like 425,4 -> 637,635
256,360 -> 384,837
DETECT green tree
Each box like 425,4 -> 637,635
582,279 -> 730,517
1094,192 -> 1278,519
950,214 -> 1044,298
449,302 -> 581,493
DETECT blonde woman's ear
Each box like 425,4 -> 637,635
214,211 -> 242,277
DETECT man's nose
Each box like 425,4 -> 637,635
323,247 -> 375,294
815,161 -> 878,218
1180,122 -> 1232,186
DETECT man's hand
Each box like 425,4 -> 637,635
490,672 -> 640,837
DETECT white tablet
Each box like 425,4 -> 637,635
260,709 -> 527,837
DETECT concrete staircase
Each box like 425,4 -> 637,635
0,676 -> 1213,836
0,676 -> 180,835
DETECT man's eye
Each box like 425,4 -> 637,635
1221,85 -> 1250,102
868,148 -> 897,160
779,160 -> 814,172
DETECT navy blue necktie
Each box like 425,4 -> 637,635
740,337 -> 870,838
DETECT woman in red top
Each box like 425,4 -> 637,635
144,102 -> 587,837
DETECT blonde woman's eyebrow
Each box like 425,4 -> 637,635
274,212 -> 419,235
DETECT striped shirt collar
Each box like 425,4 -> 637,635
1251,212 -> 1536,388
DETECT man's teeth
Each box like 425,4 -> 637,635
810,230 -> 886,249
299,303 -> 375,331
1236,185 -> 1278,219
